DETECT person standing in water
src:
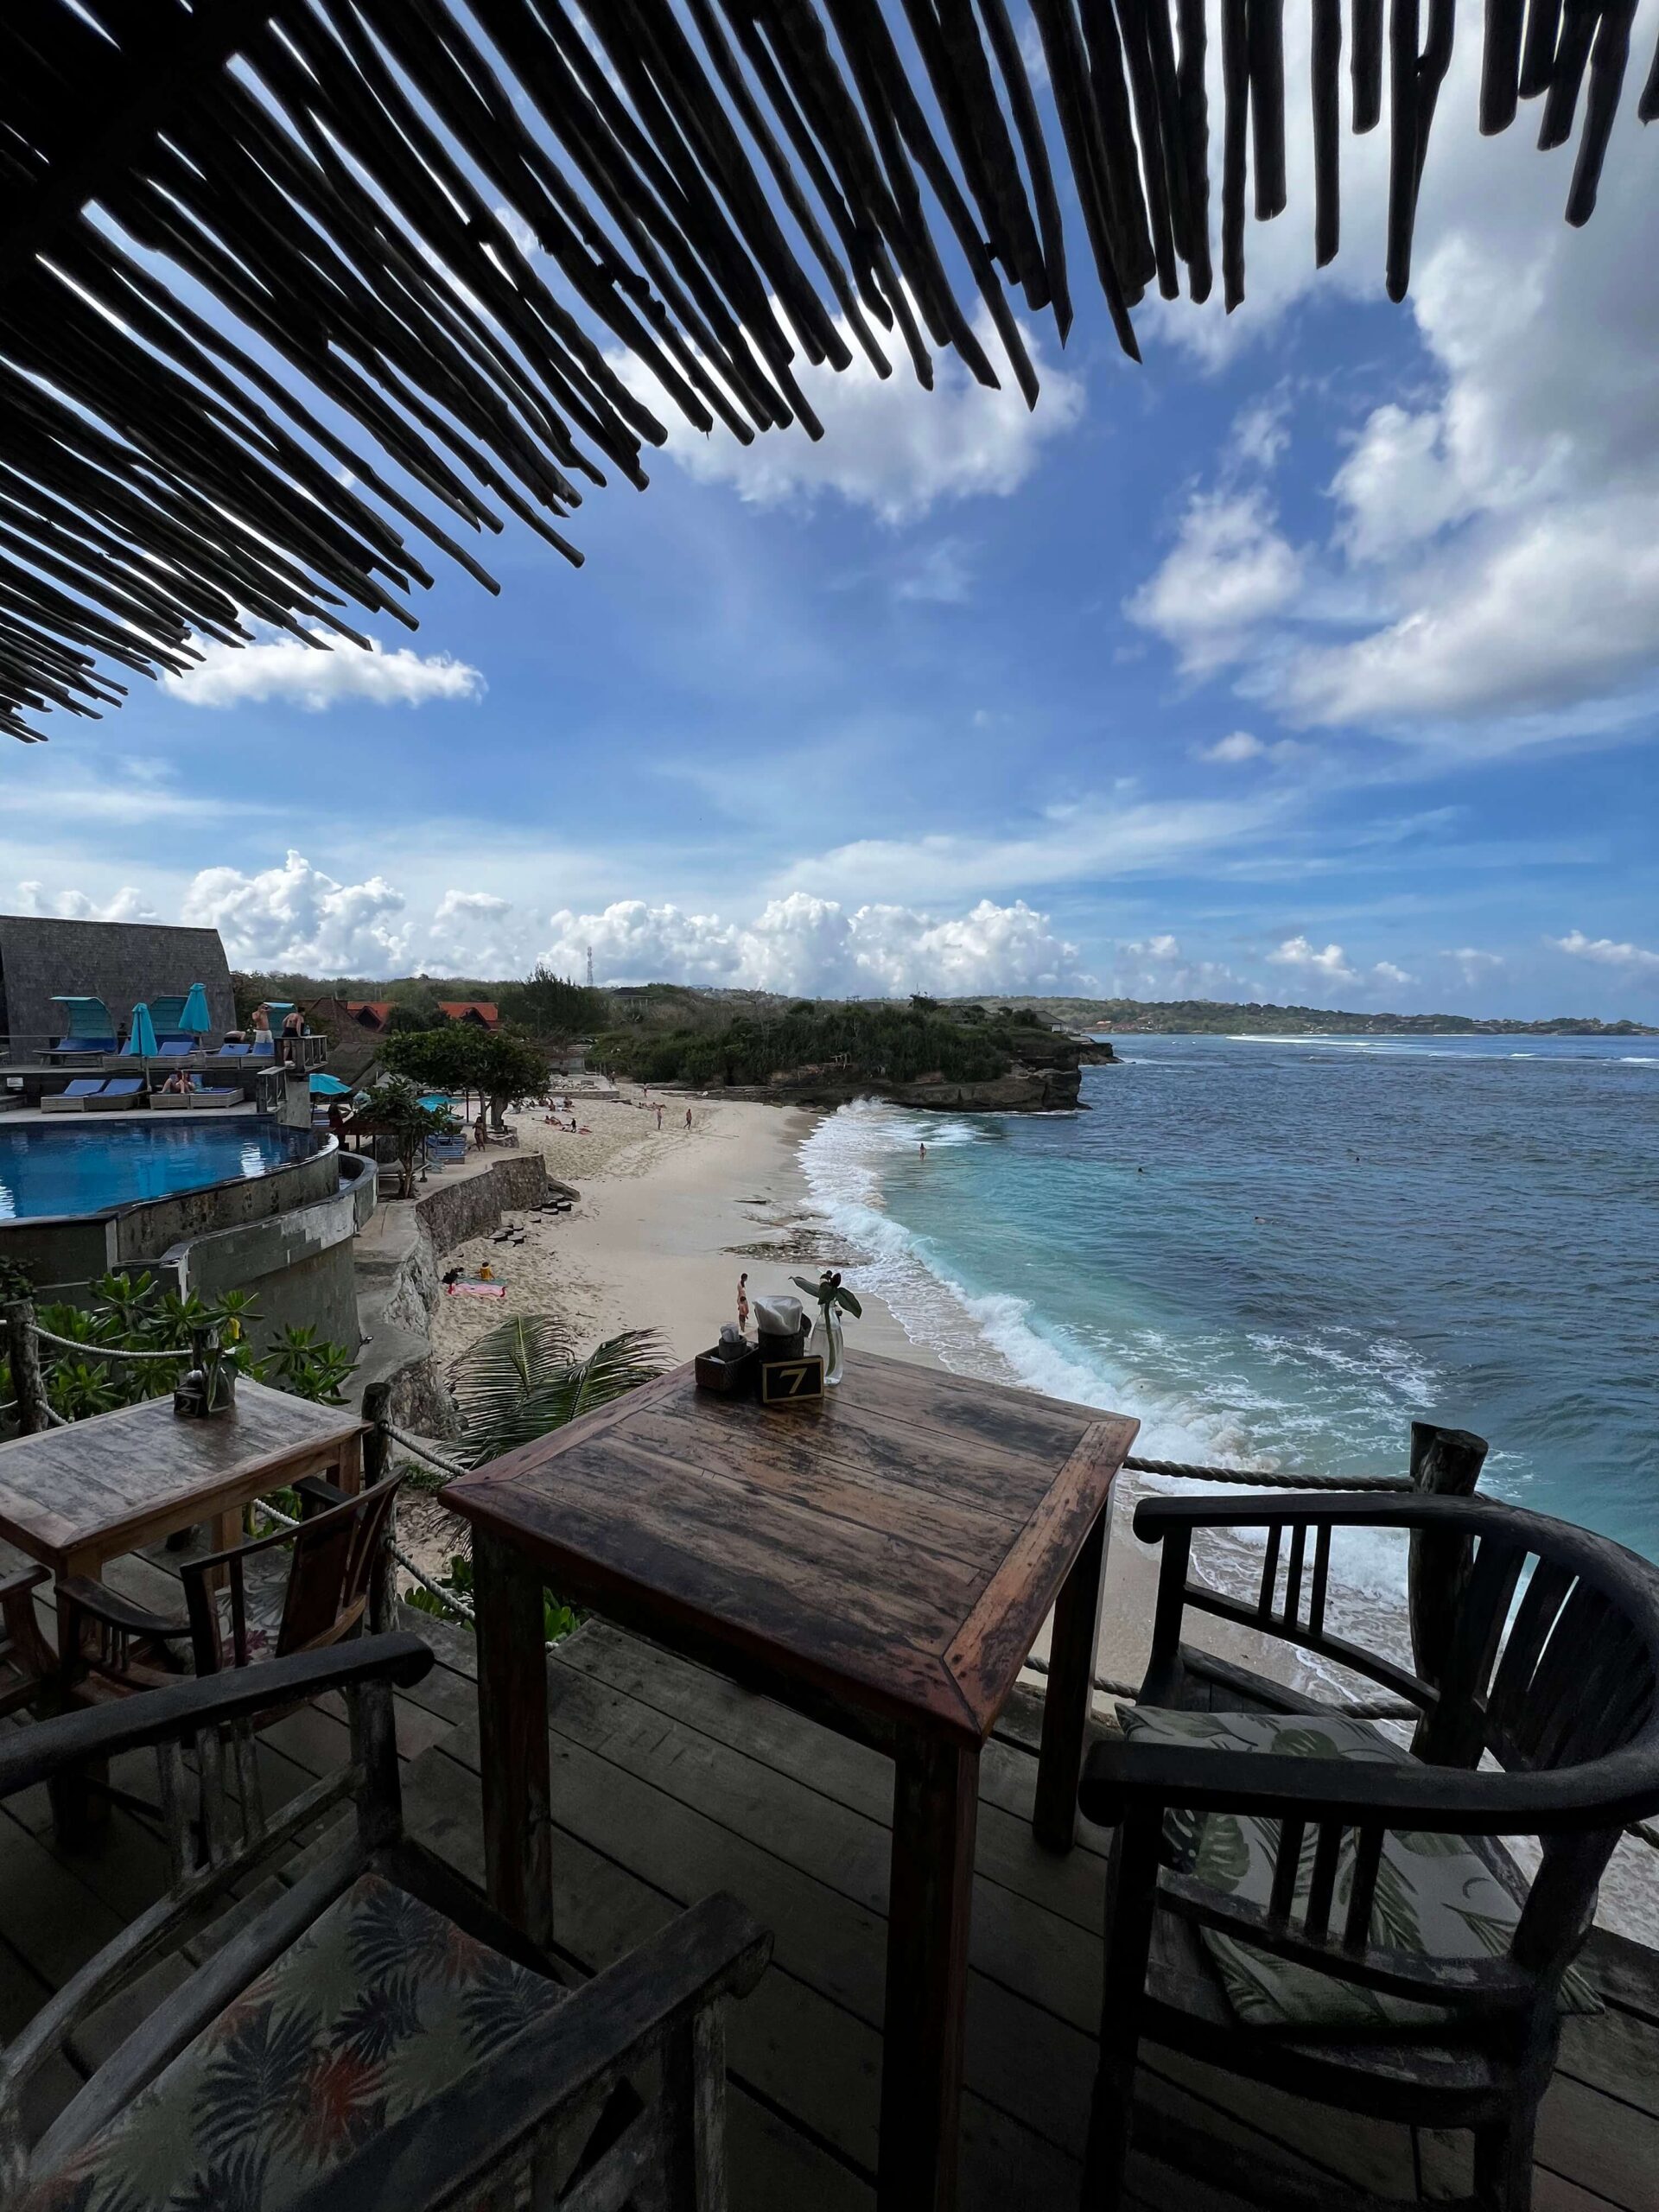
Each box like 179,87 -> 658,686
919,1141 -> 927,1159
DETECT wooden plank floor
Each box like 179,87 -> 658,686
3,1600 -> 1656,2210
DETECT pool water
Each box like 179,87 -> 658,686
0,1121 -> 321,1220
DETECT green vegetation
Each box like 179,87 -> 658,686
494,963 -> 607,1041
378,1024 -> 549,1125
0,1270 -> 354,1436
593,1000 -> 1054,1088
404,1315 -> 669,1644
962,995 -> 1656,1036
350,1074 -> 455,1199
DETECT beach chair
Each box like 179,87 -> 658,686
214,1041 -> 251,1058
40,1078 -> 109,1113
149,1086 -> 237,1111
84,1077 -> 144,1112
46,995 -> 117,1059
156,1037 -> 195,1057
0,1637 -> 768,2212
1077,1492 -> 1659,2212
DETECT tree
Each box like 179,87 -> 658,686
472,1028 -> 550,1126
379,1023 -> 484,1107
495,963 -> 607,1045
353,1074 -> 444,1197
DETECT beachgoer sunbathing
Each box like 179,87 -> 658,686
161,1068 -> 195,1095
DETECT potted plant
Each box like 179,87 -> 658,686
792,1270 -> 862,1386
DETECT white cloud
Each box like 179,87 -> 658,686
181,850 -> 410,972
1268,935 -> 1357,987
1126,491 -> 1301,675
894,537 -> 976,604
1141,15 -> 1659,741
1111,932 -> 1244,999
1233,397 -> 1291,472
1373,961 -> 1415,989
163,627 -> 484,713
1551,929 -> 1659,976
16,880 -> 157,923
1445,946 -> 1507,988
540,893 -> 1086,997
616,303 -> 1083,525
1197,731 -> 1264,764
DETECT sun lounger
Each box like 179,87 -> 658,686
156,1037 -> 195,1056
84,1077 -> 145,1111
216,1042 -> 251,1058
149,1086 -> 238,1110
41,1078 -> 110,1113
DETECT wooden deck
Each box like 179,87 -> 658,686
3,1594 -> 1656,2210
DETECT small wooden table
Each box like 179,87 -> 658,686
0,1381 -> 366,1662
443,1352 -> 1136,2212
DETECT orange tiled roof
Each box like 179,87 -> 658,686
438,1001 -> 499,1025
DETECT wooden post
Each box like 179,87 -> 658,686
878,1731 -> 979,2212
1408,1421 -> 1488,1754
1033,1497 -> 1110,1850
362,1379 -> 397,1633
3,1299 -> 50,1434
473,1526 -> 553,1948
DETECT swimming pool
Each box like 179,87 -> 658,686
0,1121 -> 323,1221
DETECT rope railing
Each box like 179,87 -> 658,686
1123,1454 -> 1410,1492
31,1326 -> 191,1361
251,1489 -> 475,1625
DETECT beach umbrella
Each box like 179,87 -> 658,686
179,982 -> 213,1034
309,1072 -> 351,1096
126,1002 -> 159,1058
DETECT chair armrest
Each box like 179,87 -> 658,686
286,1891 -> 771,2212
57,1574 -> 192,1642
1079,1734 -> 1659,1837
1133,1490 -> 1565,1543
0,1563 -> 48,1605
0,1632 -> 435,1799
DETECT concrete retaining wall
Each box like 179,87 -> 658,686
162,1177 -> 364,1352
351,1154 -> 550,1433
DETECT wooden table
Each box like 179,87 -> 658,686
443,1352 -> 1136,2211
0,1380 -> 366,1662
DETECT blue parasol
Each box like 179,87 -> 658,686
309,1072 -> 351,1096
126,1002 -> 159,1058
179,982 -> 213,1035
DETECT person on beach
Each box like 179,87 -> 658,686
685,1108 -> 693,1129
474,1113 -> 488,1150
656,1104 -> 664,1130
737,1273 -> 750,1332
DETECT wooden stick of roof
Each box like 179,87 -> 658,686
0,0 -> 1651,742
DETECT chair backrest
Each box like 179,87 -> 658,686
186,1477 -> 406,1674
277,1479 -> 404,1658
1415,1505 -> 1659,1985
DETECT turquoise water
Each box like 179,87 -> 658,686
799,1034 -> 1659,1565
0,1122 -> 321,1220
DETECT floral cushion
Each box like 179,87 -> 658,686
23,1872 -> 564,2211
1116,1704 -> 1600,2034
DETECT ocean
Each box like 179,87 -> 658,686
799,1033 -> 1659,1566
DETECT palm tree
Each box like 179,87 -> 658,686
448,1315 -> 668,1465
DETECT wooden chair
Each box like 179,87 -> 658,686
61,1474 -> 406,1694
0,1562 -> 53,1719
1077,1493 -> 1659,2212
0,1634 -> 771,2209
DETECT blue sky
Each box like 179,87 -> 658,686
3,16 -> 1656,1018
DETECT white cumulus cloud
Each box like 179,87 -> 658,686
1126,491 -> 1301,675
164,627 -> 484,713
1550,930 -> 1659,976
1268,935 -> 1357,987
1373,961 -> 1415,989
16,880 -> 157,924
615,304 -> 1083,526
181,850 -> 410,972
539,893 -> 1086,998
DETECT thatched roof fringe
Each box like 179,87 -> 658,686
2,0 -> 1654,738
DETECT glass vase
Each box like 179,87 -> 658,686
809,1305 -> 845,1386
